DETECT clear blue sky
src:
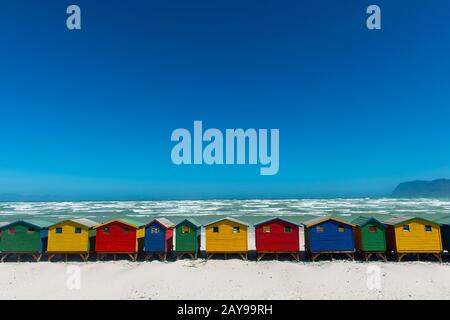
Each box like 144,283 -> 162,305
0,0 -> 449,200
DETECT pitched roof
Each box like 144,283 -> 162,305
120,218 -> 146,228
0,221 -> 9,228
205,217 -> 249,227
72,218 -> 98,228
254,217 -> 300,227
95,218 -> 144,229
383,216 -> 439,226
49,218 -> 98,229
0,219 -> 51,230
176,218 -> 202,229
147,218 -> 175,229
351,216 -> 384,228
302,216 -> 355,228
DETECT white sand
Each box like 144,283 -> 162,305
0,260 -> 449,299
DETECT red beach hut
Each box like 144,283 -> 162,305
94,218 -> 145,261
254,217 -> 301,261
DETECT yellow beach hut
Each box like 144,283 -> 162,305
384,216 -> 442,262
205,217 -> 249,260
47,218 -> 98,261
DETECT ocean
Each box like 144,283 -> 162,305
1,198 -> 450,225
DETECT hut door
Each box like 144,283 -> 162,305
146,225 -> 165,252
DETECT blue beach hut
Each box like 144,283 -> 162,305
303,216 -> 356,261
144,218 -> 175,261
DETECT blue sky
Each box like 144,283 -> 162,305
0,0 -> 449,200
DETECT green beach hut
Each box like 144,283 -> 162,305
0,219 -> 51,262
175,218 -> 201,259
352,216 -> 387,261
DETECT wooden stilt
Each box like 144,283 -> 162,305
433,253 -> 443,263
33,253 -> 42,262
1,254 -> 7,262
377,253 -> 387,262
289,253 -> 299,262
311,253 -> 320,262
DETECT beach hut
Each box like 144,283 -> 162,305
352,216 -> 387,261
437,217 -> 450,253
144,218 -> 175,261
0,220 -> 50,262
47,218 -> 98,261
384,216 -> 442,262
174,218 -> 201,260
205,217 -> 249,260
303,217 -> 356,261
254,217 -> 300,261
94,218 -> 145,262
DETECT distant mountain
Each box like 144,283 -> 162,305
392,179 -> 450,198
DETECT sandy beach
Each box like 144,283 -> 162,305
0,260 -> 449,300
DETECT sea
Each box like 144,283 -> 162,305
1,198 -> 450,225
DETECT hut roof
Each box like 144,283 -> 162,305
176,218 -> 202,229
383,216 -> 439,226
95,218 -> 144,229
72,218 -> 98,228
147,218 -> 175,229
0,221 -> 10,228
351,216 -> 384,228
302,216 -> 355,228
0,219 -> 51,230
254,217 -> 300,227
49,218 -> 98,229
205,217 -> 249,227
120,218 -> 146,227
